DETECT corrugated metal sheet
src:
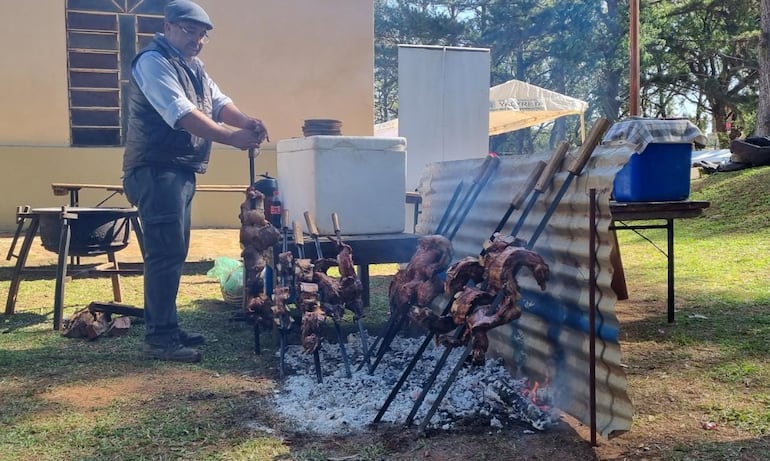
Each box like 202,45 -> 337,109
414,141 -> 639,439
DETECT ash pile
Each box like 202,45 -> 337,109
271,333 -> 558,435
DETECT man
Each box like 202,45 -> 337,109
123,0 -> 269,362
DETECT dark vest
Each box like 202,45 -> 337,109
123,36 -> 214,174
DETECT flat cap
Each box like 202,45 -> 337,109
165,0 -> 213,30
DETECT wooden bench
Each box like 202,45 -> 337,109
51,183 -> 248,207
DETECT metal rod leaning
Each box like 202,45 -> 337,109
528,118 -> 610,247
367,154 -> 501,375
248,148 -> 258,208
508,141 -> 570,238
331,212 -> 342,245
493,161 -> 547,237
446,153 -> 501,241
247,147 -> 260,354
366,315 -> 408,374
416,341 -> 474,433
372,157 -> 549,425
359,310 -> 395,372
434,180 -> 465,236
589,188 -> 598,446
412,118 -> 611,431
440,154 -> 496,239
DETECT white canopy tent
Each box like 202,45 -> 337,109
374,78 -> 588,140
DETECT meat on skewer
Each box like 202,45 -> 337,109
239,186 -> 281,327
335,242 -> 364,320
413,239 -> 550,365
271,286 -> 291,320
314,270 -> 345,321
240,223 -> 281,250
239,187 -> 266,226
299,281 -> 325,353
389,234 -> 453,316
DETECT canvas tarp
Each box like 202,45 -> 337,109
374,78 -> 588,138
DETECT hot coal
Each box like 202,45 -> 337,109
269,333 -> 558,435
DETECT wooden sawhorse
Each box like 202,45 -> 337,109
5,206 -> 145,330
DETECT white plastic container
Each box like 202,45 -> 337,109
276,136 -> 407,235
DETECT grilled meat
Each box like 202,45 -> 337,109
423,239 -> 550,365
444,256 -> 485,296
484,246 -> 549,293
240,223 -> 280,250
301,304 -> 326,353
336,242 -> 356,277
271,286 -> 291,318
239,187 -> 266,226
312,257 -> 338,274
339,274 -> 364,319
389,234 -> 453,319
450,286 -> 494,326
295,259 -> 315,283
297,281 -> 326,353
409,305 -> 455,336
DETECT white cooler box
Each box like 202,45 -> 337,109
277,136 -> 407,235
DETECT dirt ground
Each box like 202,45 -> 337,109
3,228 -> 768,460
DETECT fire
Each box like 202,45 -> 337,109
522,378 -> 552,410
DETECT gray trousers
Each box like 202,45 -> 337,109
123,166 -> 196,347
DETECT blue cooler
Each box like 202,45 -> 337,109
612,143 -> 692,202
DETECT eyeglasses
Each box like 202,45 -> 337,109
173,23 -> 210,44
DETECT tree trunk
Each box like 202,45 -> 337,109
758,0 -> 770,136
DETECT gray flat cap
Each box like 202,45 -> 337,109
165,0 -> 214,30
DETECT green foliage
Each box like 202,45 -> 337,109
688,165 -> 770,234
375,0 -> 761,147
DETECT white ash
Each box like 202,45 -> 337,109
269,333 -> 558,435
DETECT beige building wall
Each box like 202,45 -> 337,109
0,0 -> 373,231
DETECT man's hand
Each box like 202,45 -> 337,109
245,118 -> 270,144
227,129 -> 264,150
177,107 -> 269,150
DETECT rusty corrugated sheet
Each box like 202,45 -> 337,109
414,141 -> 639,438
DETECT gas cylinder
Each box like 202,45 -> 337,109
254,173 -> 282,228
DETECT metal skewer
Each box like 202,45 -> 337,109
277,208 -> 292,379
414,118 -> 610,434
372,158 -> 548,425
446,153 -> 501,240
247,147 -> 261,354
305,211 -> 352,379
508,141 -> 570,239
294,220 -> 323,384
434,180 -> 465,236
332,212 -> 372,368
367,154 -> 501,374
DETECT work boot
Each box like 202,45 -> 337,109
143,343 -> 202,363
179,330 -> 205,346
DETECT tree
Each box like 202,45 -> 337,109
642,0 -> 759,139
373,0 -> 760,149
374,0 -> 475,123
758,0 -> 770,135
